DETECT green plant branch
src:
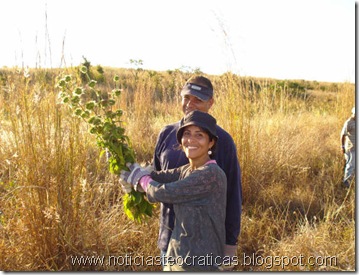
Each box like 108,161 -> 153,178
56,66 -> 153,223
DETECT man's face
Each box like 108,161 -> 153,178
181,94 -> 214,114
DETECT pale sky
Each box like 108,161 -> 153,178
1,0 -> 355,83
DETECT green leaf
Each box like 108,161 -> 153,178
85,101 -> 96,110
81,111 -> 90,119
132,191 -> 143,205
88,80 -> 97,88
80,66 -> 87,74
74,87 -> 83,95
112,89 -> 121,96
58,79 -> 66,87
71,96 -> 80,104
74,108 -> 82,116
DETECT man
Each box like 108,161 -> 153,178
153,75 -> 242,268
340,107 -> 356,188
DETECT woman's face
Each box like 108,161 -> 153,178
181,125 -> 214,161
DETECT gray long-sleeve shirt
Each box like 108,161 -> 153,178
146,161 -> 227,271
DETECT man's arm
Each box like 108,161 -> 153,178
216,133 -> 242,269
224,145 -> 242,245
153,127 -> 167,171
215,129 -> 242,246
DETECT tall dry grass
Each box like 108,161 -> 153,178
0,67 -> 355,271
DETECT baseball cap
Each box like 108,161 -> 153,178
176,110 -> 218,144
180,83 -> 213,101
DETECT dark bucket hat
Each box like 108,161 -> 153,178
176,110 -> 218,144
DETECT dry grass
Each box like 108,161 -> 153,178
0,67 -> 355,271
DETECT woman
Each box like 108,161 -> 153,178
120,110 -> 227,271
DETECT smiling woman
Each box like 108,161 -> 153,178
119,110 -> 228,271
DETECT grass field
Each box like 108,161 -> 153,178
0,65 -> 355,271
